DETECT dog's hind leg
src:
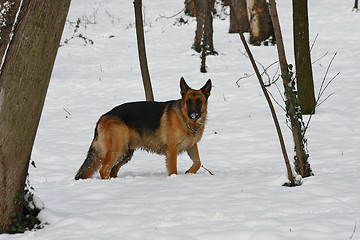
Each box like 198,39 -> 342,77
98,119 -> 131,179
75,145 -> 102,180
185,143 -> 201,174
110,149 -> 135,178
100,151 -> 122,179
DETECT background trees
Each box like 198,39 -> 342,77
185,0 -> 215,53
228,0 -> 249,33
0,0 -> 70,233
246,0 -> 274,45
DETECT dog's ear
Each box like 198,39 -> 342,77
201,79 -> 212,100
180,77 -> 190,96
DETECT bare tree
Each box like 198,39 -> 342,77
0,0 -> 71,233
293,0 -> 316,114
268,0 -> 312,177
134,0 -> 154,101
228,0 -> 296,186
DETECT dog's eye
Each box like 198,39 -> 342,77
196,99 -> 202,106
186,99 -> 192,105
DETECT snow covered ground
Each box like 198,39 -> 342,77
2,0 -> 360,239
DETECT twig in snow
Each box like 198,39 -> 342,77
201,165 -> 214,175
63,107 -> 71,118
350,221 -> 357,239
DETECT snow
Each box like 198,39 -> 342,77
2,0 -> 360,239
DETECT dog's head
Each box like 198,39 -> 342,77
180,77 -> 212,121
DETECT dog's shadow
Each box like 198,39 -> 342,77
117,171 -> 169,179
90,171 -> 185,180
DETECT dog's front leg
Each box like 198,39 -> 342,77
185,144 -> 201,174
166,145 -> 178,176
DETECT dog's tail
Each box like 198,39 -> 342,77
74,145 -> 100,180
75,123 -> 101,180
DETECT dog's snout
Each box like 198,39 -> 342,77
189,112 -> 201,119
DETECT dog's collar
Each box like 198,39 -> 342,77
185,122 -> 200,134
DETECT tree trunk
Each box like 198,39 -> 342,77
133,0 -> 154,101
293,0 -> 316,115
246,0 -> 274,45
194,0 -> 205,52
193,0 -> 215,53
0,0 -> 70,233
268,0 -> 312,178
229,0 -> 249,33
204,0 -> 214,53
354,0 -> 359,10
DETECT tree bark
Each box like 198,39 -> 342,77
246,0 -> 274,45
185,0 -> 196,17
133,0 -> 154,101
0,0 -> 71,232
268,0 -> 312,178
229,0 -> 249,33
293,0 -> 316,115
354,0 -> 359,10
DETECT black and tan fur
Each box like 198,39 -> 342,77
75,77 -> 212,180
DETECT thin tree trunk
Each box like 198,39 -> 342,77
268,0 -> 312,178
293,0 -> 316,115
229,0 -> 296,186
0,0 -> 71,232
194,0 -> 204,52
204,0 -> 214,53
133,0 -> 154,101
229,0 -> 249,33
200,0 -> 208,72
354,0 -> 359,10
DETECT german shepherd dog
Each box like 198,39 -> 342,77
75,77 -> 211,180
